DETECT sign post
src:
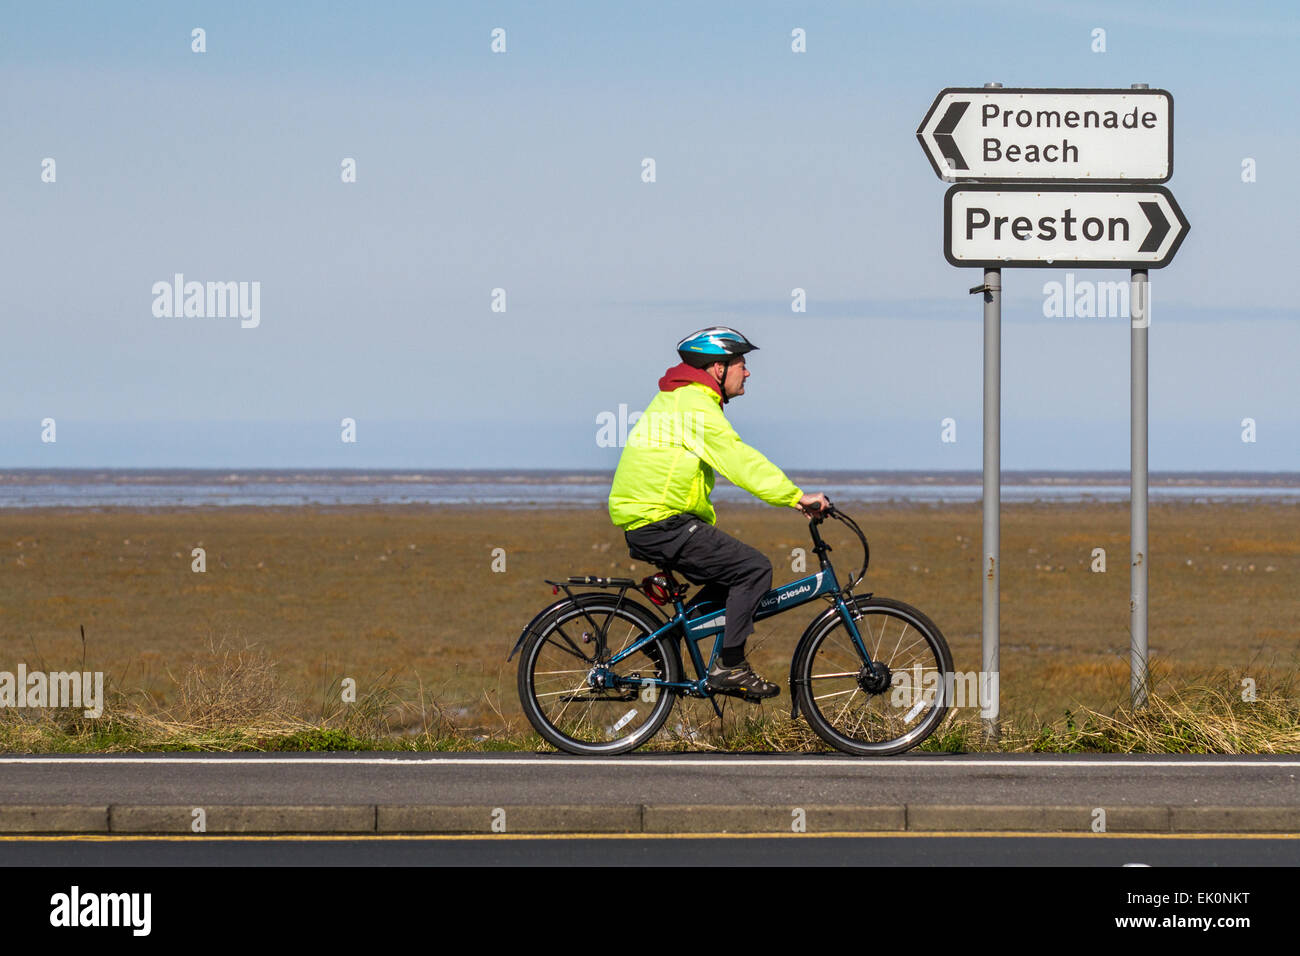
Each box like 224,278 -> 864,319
1130,85 -> 1151,710
978,263 -> 1001,741
918,83 -> 1187,717
1131,263 -> 1149,708
978,82 -> 1001,743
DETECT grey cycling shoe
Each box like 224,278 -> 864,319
706,659 -> 780,700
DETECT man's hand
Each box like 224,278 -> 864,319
796,492 -> 831,516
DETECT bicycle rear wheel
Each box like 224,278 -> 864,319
794,596 -> 953,756
517,594 -> 680,756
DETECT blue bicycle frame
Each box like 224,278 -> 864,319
606,559 -> 873,699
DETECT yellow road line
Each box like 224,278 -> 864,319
1,831 -> 1298,842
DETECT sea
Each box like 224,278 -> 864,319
1,470 -> 1298,509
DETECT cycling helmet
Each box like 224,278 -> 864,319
676,327 -> 759,368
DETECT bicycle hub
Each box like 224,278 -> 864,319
857,662 -> 892,695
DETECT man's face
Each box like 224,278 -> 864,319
714,356 -> 749,398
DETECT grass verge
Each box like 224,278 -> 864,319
1,643 -> 1295,754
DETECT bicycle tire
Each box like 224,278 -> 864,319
794,595 -> 953,756
517,593 -> 681,756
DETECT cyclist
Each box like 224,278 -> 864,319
608,327 -> 829,700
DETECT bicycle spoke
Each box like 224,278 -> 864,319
833,687 -> 861,724
884,620 -> 910,666
611,618 -> 640,657
881,634 -> 927,662
869,614 -> 886,662
550,675 -> 588,724
548,624 -> 593,663
819,639 -> 864,677
535,686 -> 602,699
812,687 -> 859,700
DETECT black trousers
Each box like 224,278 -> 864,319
624,513 -> 773,653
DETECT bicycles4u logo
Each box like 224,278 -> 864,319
756,571 -> 824,614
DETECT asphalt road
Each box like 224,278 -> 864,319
2,833 -> 1297,866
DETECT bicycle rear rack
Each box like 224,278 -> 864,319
537,575 -> 661,660
550,576 -> 639,589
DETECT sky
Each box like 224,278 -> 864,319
2,0 -> 1297,470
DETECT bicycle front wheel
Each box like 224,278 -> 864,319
794,596 -> 953,756
517,594 -> 681,756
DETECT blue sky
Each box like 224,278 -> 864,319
2,1 -> 1296,469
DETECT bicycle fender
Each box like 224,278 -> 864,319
506,595 -> 576,662
507,591 -> 667,662
787,601 -> 854,721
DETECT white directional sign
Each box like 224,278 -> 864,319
918,88 -> 1172,182
944,185 -> 1190,268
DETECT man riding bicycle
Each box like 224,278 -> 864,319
607,327 -> 829,700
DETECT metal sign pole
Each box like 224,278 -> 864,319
980,80 -> 1002,742
1130,85 -> 1151,710
981,265 -> 1002,740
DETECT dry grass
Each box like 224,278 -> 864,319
632,666 -> 1300,755
0,501 -> 1297,752
164,637 -> 300,729
2,654 -> 1296,754
0,635 -> 490,752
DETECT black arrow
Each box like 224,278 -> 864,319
934,101 -> 969,171
1138,201 -> 1170,252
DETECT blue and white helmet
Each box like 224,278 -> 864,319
676,327 -> 759,368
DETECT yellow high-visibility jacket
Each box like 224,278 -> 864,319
608,381 -> 803,530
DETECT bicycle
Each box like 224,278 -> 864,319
508,501 -> 954,756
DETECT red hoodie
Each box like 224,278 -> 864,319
657,362 -> 727,405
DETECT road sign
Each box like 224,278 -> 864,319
917,88 -> 1172,183
944,184 -> 1189,269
